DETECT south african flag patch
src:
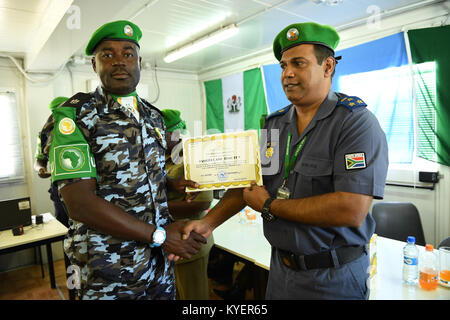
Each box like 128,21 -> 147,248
345,152 -> 366,170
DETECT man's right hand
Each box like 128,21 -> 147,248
181,219 -> 214,240
162,220 -> 207,260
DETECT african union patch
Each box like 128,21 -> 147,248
59,117 -> 76,135
345,152 -> 366,170
53,144 -> 95,177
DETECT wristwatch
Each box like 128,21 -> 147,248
261,197 -> 276,222
149,226 -> 166,248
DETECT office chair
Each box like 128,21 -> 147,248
439,236 -> 450,248
372,202 -> 426,246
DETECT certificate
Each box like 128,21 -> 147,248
183,130 -> 263,192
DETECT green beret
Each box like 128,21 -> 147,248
273,22 -> 340,61
161,109 -> 187,132
85,20 -> 142,55
48,96 -> 68,111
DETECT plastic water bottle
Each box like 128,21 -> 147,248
403,236 -> 419,285
419,244 -> 438,290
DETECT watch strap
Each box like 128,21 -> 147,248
262,197 -> 275,213
261,197 -> 277,222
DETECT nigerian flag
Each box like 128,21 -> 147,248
204,68 -> 268,133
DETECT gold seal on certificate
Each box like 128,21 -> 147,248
183,130 -> 263,192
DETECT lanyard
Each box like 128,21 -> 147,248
284,133 -> 307,181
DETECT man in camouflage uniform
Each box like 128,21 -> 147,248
42,20 -> 205,300
34,97 -> 70,228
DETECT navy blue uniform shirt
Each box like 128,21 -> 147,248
260,91 -> 389,255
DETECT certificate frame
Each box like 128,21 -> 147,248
183,130 -> 263,192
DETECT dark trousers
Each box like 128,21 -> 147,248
49,184 -> 69,228
266,247 -> 370,300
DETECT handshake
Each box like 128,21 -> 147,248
161,176 -> 213,261
160,220 -> 209,261
161,177 -> 269,261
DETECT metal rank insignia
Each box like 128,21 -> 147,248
266,142 -> 276,158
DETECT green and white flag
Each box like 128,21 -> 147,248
204,68 -> 268,133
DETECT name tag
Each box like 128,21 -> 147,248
277,186 -> 290,200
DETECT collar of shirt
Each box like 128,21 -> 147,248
280,91 -> 339,144
282,91 -> 339,124
94,86 -> 143,123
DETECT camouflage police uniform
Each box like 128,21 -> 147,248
42,86 -> 175,300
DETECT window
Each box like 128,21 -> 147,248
261,32 -> 439,185
338,65 -> 414,164
0,91 -> 25,183
337,62 -> 438,184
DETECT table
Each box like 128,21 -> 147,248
369,236 -> 450,300
213,210 -> 270,270
212,210 -> 270,298
0,213 -> 68,290
212,208 -> 450,300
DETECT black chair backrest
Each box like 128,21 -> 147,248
372,202 -> 426,246
439,237 -> 450,248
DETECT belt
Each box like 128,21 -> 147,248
278,246 -> 365,271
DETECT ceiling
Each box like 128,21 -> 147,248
0,0 -> 448,73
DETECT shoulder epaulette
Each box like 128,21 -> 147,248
336,95 -> 367,111
59,92 -> 92,108
266,105 -> 292,121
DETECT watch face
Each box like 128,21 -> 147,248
153,229 -> 166,244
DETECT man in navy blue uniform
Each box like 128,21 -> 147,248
183,22 -> 389,299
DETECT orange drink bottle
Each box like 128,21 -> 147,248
419,268 -> 438,290
419,244 -> 438,290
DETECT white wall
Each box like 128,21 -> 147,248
0,58 -> 35,272
0,59 -> 29,201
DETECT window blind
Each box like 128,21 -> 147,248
0,91 -> 25,183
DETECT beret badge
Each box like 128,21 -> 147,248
124,25 -> 133,37
286,28 -> 299,41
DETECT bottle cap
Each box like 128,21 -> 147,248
407,236 -> 416,243
425,244 -> 434,251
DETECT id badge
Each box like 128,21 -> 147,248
276,186 -> 290,200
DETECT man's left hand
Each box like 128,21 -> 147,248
167,176 -> 200,202
243,182 -> 270,212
